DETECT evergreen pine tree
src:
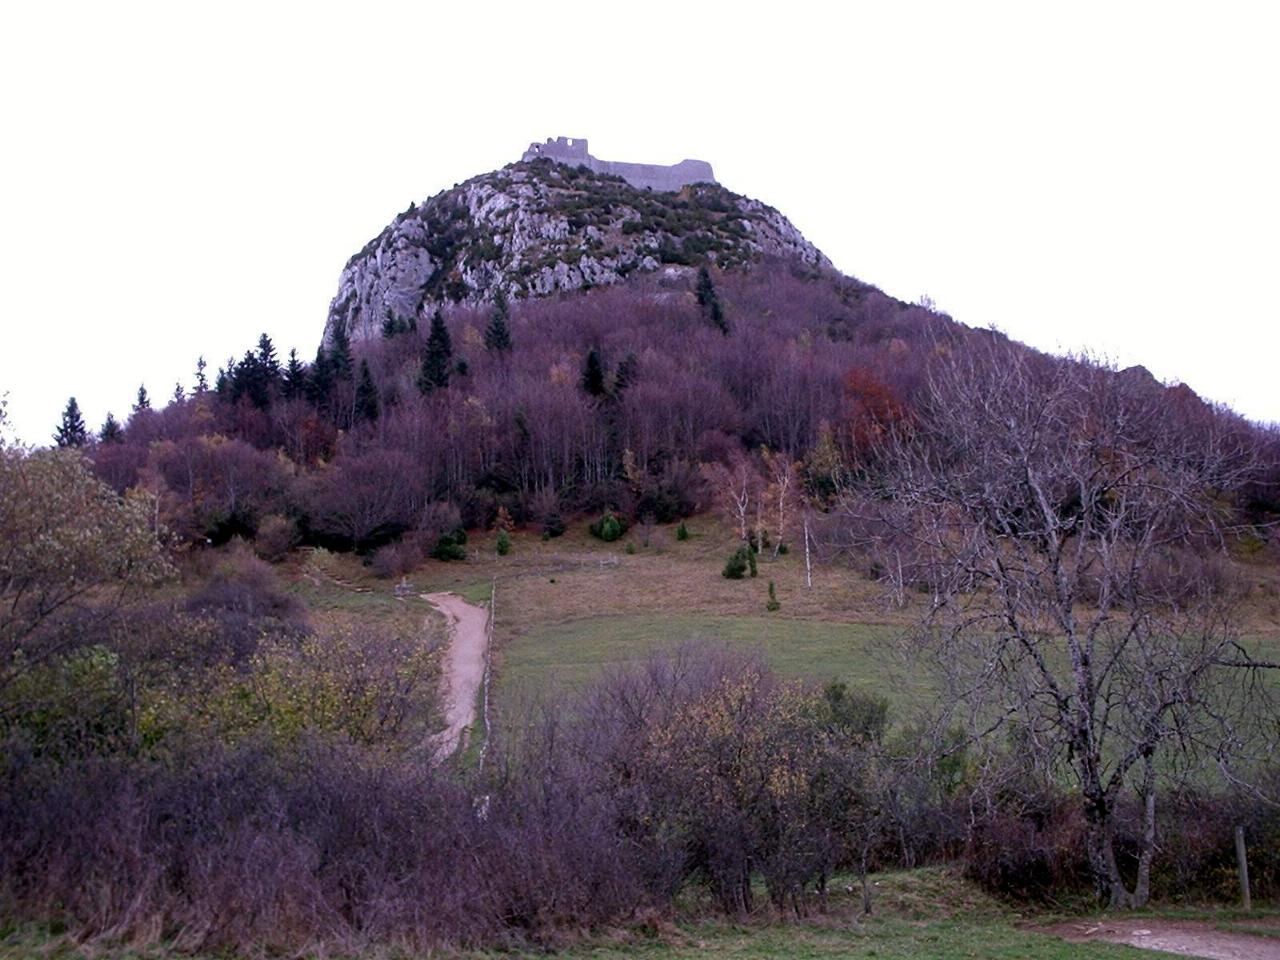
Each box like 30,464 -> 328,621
256,333 -> 281,383
354,360 -> 379,422
282,348 -> 306,400
613,352 -> 638,397
172,382 -> 185,404
484,290 -> 513,352
194,356 -> 209,394
99,411 -> 123,444
309,346 -> 334,407
215,358 -> 235,399
417,310 -> 453,394
581,348 -> 607,397
696,266 -> 728,334
329,322 -> 353,382
54,397 -> 88,447
133,384 -> 151,414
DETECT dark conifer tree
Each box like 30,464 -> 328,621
329,322 -> 353,382
581,348 -> 607,397
172,382 -> 185,404
194,356 -> 209,394
99,411 -> 123,444
484,290 -> 513,352
133,384 -> 151,414
282,348 -> 306,400
214,360 -> 231,398
256,334 -> 281,385
417,310 -> 453,394
232,350 -> 268,408
613,352 -> 638,397
354,360 -> 379,422
696,266 -> 728,334
54,396 -> 88,447
309,346 -> 334,407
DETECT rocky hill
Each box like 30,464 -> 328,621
325,159 -> 830,343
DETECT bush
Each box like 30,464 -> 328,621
676,520 -> 689,541
589,510 -> 628,542
748,548 -> 758,578
185,547 -> 309,663
541,512 -> 566,538
766,580 -> 780,612
253,514 -> 298,562
371,539 -> 421,578
963,792 -> 1092,901
722,547 -> 750,579
430,530 -> 467,562
496,529 -> 511,556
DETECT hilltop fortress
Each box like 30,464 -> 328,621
521,137 -> 716,193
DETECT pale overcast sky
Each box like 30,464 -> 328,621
1,1 -> 1276,443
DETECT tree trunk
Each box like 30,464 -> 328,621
1132,758 -> 1158,908
859,843 -> 873,915
1085,796 -> 1135,908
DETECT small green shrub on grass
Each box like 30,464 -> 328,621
431,530 -> 467,561
676,520 -> 689,541
766,580 -> 780,612
722,547 -> 750,579
496,530 -> 510,556
590,510 -> 628,542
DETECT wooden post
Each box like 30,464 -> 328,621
1235,824 -> 1252,911
803,512 -> 813,589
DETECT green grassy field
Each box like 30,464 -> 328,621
497,613 -> 918,702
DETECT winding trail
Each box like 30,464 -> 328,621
422,592 -> 491,762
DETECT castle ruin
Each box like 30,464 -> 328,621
521,137 -> 716,193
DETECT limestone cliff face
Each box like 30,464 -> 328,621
325,159 -> 830,343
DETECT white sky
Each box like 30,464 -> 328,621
1,1 -> 1277,444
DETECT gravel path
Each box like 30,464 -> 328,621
423,592 -> 490,762
1046,917 -> 1280,959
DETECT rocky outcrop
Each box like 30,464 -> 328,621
325,160 -> 830,344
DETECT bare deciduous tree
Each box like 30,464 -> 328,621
845,342 -> 1276,907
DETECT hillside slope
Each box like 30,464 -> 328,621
325,159 -> 830,343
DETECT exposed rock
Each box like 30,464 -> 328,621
324,159 -> 830,344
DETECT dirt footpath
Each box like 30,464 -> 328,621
422,592 -> 490,762
1046,917 -> 1280,959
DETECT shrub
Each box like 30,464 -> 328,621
676,520 -> 689,541
963,792 -> 1091,901
747,548 -> 758,578
541,513 -> 566,538
430,530 -> 467,562
371,540 -> 421,578
185,547 -> 309,663
722,547 -> 750,579
589,510 -> 628,542
254,514 -> 298,562
766,580 -> 780,612
496,529 -> 511,556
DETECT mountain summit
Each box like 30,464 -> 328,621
324,145 -> 829,344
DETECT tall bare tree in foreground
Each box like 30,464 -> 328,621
844,340 -> 1276,907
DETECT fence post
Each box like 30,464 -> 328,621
1235,823 -> 1252,911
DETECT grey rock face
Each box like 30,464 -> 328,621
325,159 -> 830,344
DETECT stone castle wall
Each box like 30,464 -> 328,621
521,137 -> 716,192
